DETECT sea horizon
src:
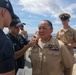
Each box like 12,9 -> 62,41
28,33 -> 56,40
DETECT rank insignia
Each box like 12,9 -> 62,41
48,44 -> 59,51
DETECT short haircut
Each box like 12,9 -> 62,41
43,20 -> 53,29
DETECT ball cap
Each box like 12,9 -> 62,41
10,19 -> 26,27
59,13 -> 71,21
0,0 -> 17,19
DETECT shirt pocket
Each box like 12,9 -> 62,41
47,50 -> 60,56
46,50 -> 60,60
46,50 -> 61,68
30,49 -> 39,64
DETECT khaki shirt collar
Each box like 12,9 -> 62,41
61,26 -> 72,32
37,36 -> 55,48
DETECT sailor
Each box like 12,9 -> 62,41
29,20 -> 74,75
56,13 -> 76,56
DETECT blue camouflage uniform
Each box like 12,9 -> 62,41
0,29 -> 15,73
7,33 -> 29,72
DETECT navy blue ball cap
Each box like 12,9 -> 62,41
59,13 -> 71,21
10,19 -> 26,27
0,0 -> 17,19
12,13 -> 19,20
12,14 -> 19,20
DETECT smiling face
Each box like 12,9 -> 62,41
38,20 -> 53,41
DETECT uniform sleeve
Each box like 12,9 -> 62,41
60,43 -> 73,68
24,31 -> 28,39
56,31 -> 59,39
24,39 -> 30,45
21,30 -> 28,39
18,34 -> 30,45
73,30 -> 76,42
28,48 -> 32,58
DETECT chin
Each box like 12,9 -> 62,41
41,36 -> 45,39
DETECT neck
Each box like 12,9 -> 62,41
0,21 -> 4,30
41,36 -> 51,43
0,16 -> 5,29
0,26 -> 4,30
63,25 -> 69,29
10,32 -> 17,37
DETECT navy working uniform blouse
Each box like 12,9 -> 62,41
0,29 -> 15,73
7,33 -> 29,72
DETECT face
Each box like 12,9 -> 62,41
3,8 -> 12,27
38,21 -> 53,40
61,19 -> 69,26
9,26 -> 20,36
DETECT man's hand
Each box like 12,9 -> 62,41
27,38 -> 38,47
66,43 -> 76,49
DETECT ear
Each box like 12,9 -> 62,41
50,29 -> 53,33
1,8 -> 6,17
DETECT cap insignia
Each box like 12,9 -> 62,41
6,3 -> 9,8
6,0 -> 9,2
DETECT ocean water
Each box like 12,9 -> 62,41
28,34 -> 34,40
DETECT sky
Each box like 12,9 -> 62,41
4,0 -> 76,34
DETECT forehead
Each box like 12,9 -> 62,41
10,26 -> 21,29
61,19 -> 69,21
38,21 -> 49,27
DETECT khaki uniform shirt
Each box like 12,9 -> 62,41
56,27 -> 76,55
20,30 -> 28,60
29,37 -> 73,75
20,30 -> 28,39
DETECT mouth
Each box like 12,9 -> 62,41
40,33 -> 44,36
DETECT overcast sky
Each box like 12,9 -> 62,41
4,0 -> 76,34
